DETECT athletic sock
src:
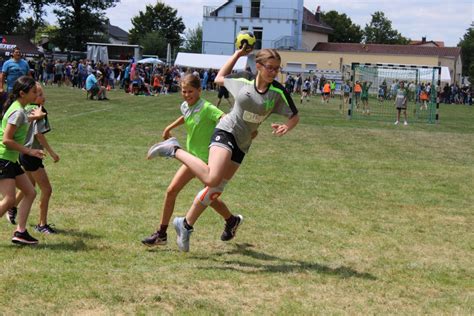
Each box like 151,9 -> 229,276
183,218 -> 193,230
158,225 -> 168,237
225,215 -> 237,227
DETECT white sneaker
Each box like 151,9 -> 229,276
173,217 -> 193,252
394,121 -> 399,125
404,121 -> 408,126
147,137 -> 181,159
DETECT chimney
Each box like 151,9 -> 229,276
422,36 -> 426,43
315,5 -> 321,22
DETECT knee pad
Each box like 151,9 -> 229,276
195,180 -> 228,206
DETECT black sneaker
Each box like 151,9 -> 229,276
6,207 -> 17,225
12,230 -> 39,245
221,215 -> 243,241
35,224 -> 57,234
142,231 -> 167,246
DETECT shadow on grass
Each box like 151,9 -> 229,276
196,243 -> 376,280
2,239 -> 99,252
40,228 -> 102,240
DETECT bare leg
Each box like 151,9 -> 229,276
29,168 -> 52,226
174,145 -> 232,187
159,165 -> 195,227
186,161 -> 240,226
0,179 -> 16,217
15,174 -> 36,232
14,171 -> 35,210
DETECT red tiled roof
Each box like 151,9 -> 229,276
302,7 -> 333,34
410,40 -> 445,47
313,42 -> 460,58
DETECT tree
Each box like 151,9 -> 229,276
51,0 -> 118,51
321,10 -> 362,43
129,1 -> 185,54
25,0 -> 53,28
34,23 -> 59,49
363,11 -> 409,44
139,31 -> 167,56
469,63 -> 474,86
0,0 -> 23,35
14,17 -> 37,39
182,24 -> 202,53
458,27 -> 474,79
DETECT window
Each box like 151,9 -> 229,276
306,63 -> 317,71
241,27 -> 248,31
235,5 -> 242,14
253,27 -> 263,49
251,1 -> 260,18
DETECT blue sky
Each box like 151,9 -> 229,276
44,0 -> 473,47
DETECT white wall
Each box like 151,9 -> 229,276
202,0 -> 303,55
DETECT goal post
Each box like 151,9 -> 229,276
347,63 -> 441,124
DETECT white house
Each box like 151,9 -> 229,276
202,0 -> 332,55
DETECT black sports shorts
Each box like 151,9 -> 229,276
19,154 -> 44,172
210,129 -> 245,164
0,159 -> 24,179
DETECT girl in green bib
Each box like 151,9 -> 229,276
143,74 -> 235,246
0,76 -> 44,245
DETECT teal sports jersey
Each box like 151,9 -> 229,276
180,98 -> 223,163
218,73 -> 298,153
0,101 -> 29,162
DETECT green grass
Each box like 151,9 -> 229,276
1,87 -> 473,314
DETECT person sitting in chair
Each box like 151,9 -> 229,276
85,70 -> 108,100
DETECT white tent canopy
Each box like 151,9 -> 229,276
440,67 -> 451,82
137,57 -> 164,64
174,52 -> 248,70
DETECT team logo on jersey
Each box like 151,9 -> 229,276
215,136 -> 221,141
263,99 -> 275,111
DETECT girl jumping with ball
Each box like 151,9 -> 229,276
149,46 -> 299,252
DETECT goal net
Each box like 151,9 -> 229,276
348,63 -> 441,123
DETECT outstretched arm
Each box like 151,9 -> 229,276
271,114 -> 300,137
162,116 -> 184,140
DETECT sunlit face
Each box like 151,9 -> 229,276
257,58 -> 281,83
35,85 -> 45,105
181,84 -> 201,106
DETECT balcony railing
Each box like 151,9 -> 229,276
203,6 -> 298,21
273,36 -> 296,50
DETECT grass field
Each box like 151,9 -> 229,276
1,86 -> 473,314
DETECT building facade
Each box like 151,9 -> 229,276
277,43 -> 462,84
202,0 -> 332,55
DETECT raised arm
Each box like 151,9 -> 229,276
215,46 -> 251,86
